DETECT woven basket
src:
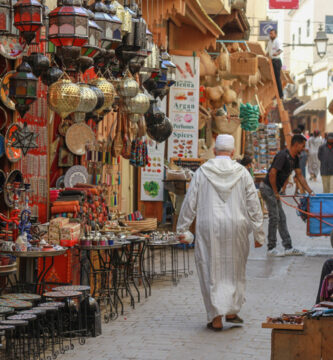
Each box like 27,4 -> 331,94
329,100 -> 333,115
258,55 -> 272,82
230,52 -> 258,76
212,114 -> 240,135
123,218 -> 157,232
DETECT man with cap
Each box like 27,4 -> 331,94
177,134 -> 265,331
318,132 -> 333,193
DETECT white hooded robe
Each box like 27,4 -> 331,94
177,157 -> 265,322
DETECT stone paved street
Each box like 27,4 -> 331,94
60,180 -> 333,360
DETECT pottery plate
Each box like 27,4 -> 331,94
65,122 -> 95,156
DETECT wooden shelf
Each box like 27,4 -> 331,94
262,322 -> 304,330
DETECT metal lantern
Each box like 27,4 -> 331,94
26,52 -> 50,77
125,92 -> 149,114
86,84 -> 104,120
112,0 -> 130,35
13,0 -> 43,44
9,59 -> 37,118
89,77 -> 114,114
90,0 -> 120,51
116,77 -> 139,97
48,79 -> 81,119
74,83 -> 97,122
104,0 -> 121,49
146,28 -> 153,54
81,2 -> 102,59
0,0 -> 11,34
48,0 -> 89,68
161,52 -> 176,86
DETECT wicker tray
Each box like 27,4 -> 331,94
123,218 -> 157,232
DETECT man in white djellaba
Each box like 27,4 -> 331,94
177,134 -> 265,331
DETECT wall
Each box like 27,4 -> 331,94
246,0 -> 268,47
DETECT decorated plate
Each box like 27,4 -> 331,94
4,169 -> 24,208
43,290 -> 82,298
65,122 -> 95,156
38,301 -> 65,308
0,71 -> 16,110
0,134 -> 5,159
55,175 -> 65,189
54,285 -> 90,292
64,165 -> 88,188
0,106 -> 8,130
0,169 -> 6,194
0,35 -> 27,60
0,57 -> 8,78
5,123 -> 22,162
0,306 -> 14,315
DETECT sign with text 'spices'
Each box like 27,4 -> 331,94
269,0 -> 299,9
168,55 -> 199,160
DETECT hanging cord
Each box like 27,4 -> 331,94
280,196 -> 333,228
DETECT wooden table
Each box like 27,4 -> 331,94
264,317 -> 333,360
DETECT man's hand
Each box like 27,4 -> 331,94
274,192 -> 280,201
255,241 -> 263,248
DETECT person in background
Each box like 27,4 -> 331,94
308,130 -> 323,181
266,29 -> 284,99
177,134 -> 265,331
297,124 -> 309,179
318,132 -> 333,193
239,155 -> 254,177
260,135 -> 314,257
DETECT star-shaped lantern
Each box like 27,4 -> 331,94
12,122 -> 38,156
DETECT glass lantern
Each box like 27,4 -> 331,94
0,0 -> 10,34
48,0 -> 88,66
13,0 -> 43,45
81,3 -> 102,58
9,58 -> 37,118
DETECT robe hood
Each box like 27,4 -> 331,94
200,158 -> 245,202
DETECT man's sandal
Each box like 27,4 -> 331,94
207,322 -> 223,331
226,315 -> 244,324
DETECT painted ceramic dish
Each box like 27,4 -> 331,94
0,134 -> 5,159
0,71 -> 16,110
55,175 -> 65,189
0,35 -> 27,60
53,285 -> 90,292
4,170 -> 24,208
1,293 -> 41,301
64,165 -> 88,188
0,299 -> 32,309
0,170 -> 6,194
5,124 -> 22,162
0,106 -> 8,130
43,291 -> 82,298
65,122 -> 95,156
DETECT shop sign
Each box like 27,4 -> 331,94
269,0 -> 299,9
141,139 -> 165,202
259,21 -> 278,40
167,55 -> 200,160
326,16 -> 333,34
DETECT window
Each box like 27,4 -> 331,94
292,34 -> 295,50
303,84 -> 308,96
298,27 -> 301,44
307,19 -> 310,37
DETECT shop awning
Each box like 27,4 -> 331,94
293,97 -> 327,116
200,0 -> 227,15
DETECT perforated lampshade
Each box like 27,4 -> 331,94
81,7 -> 102,58
0,0 -> 11,34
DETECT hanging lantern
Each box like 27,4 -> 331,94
41,66 -> 63,86
90,0 -> 121,51
146,117 -> 173,143
112,0 -> 130,36
117,77 -> 139,98
9,59 -> 37,118
81,0 -> 102,58
48,79 -> 81,119
13,0 -> 43,45
104,0 -> 121,49
26,52 -> 50,77
0,0 -> 11,34
86,84 -> 104,120
74,83 -> 98,122
146,28 -> 153,54
125,93 -> 149,114
48,0 -> 89,68
89,77 -> 114,114
161,52 -> 176,86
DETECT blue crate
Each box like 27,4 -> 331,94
308,194 -> 333,235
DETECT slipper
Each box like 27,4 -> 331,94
226,315 -> 244,324
207,322 -> 223,332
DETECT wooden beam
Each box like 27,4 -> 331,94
185,6 -> 207,34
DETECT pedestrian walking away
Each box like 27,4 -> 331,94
266,29 -> 283,99
260,134 -> 314,257
298,124 -> 309,179
177,134 -> 265,331
318,132 -> 333,193
308,130 -> 323,181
